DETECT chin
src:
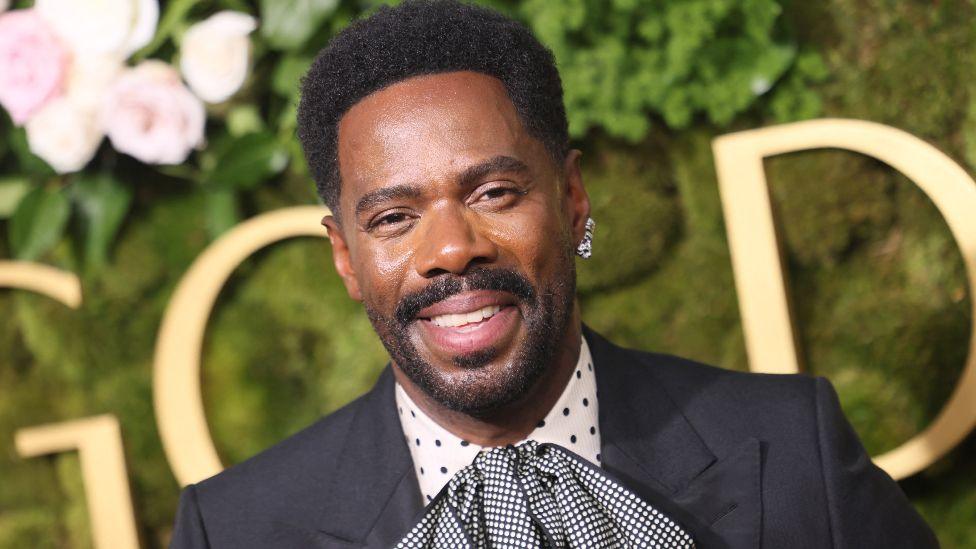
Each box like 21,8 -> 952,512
451,346 -> 502,369
406,348 -> 547,416
367,263 -> 577,415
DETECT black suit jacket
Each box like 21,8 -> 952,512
170,327 -> 938,548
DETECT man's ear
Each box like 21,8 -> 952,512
562,149 -> 591,246
322,215 -> 363,301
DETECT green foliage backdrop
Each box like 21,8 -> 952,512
1,0 -> 974,546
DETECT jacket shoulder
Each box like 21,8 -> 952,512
186,389 -> 369,528
621,346 -> 818,406
609,345 -> 823,445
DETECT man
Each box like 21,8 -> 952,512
170,1 -> 937,547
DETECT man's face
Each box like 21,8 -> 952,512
326,71 -> 590,416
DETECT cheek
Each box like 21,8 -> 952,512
353,242 -> 414,309
374,245 -> 413,280
483,199 -> 571,275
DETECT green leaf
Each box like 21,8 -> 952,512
206,132 -> 288,190
272,55 -> 313,98
260,0 -> 339,51
132,0 -> 197,61
71,174 -> 133,271
218,0 -> 251,10
205,189 -> 240,240
8,127 -> 55,176
226,105 -> 266,137
9,185 -> 70,260
0,177 -> 33,219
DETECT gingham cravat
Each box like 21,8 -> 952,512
395,440 -> 696,549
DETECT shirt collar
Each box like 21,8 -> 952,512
395,334 -> 601,504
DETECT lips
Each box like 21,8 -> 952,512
429,305 -> 502,328
414,290 -> 521,356
415,290 -> 516,319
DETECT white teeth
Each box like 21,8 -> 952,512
431,305 -> 501,328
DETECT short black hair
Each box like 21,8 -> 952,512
296,0 -> 569,217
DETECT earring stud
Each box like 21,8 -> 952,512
576,217 -> 595,259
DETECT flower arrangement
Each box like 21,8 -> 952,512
0,0 -> 272,272
0,0 -> 817,275
0,1 -> 255,172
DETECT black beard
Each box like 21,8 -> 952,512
364,260 -> 576,417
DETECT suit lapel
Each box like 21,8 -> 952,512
313,329 -> 762,548
316,366 -> 423,547
586,326 -> 762,548
672,437 -> 762,548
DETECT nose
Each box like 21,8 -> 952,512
414,204 -> 498,278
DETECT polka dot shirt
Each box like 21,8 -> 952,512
395,336 -> 601,505
394,442 -> 696,549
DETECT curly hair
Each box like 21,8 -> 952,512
296,0 -> 569,216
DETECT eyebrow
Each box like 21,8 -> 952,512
458,155 -> 531,188
355,184 -> 423,218
353,155 -> 531,218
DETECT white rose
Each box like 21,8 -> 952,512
101,60 -> 205,165
23,55 -> 123,174
180,11 -> 256,104
27,97 -> 103,174
35,0 -> 158,57
67,54 -> 124,110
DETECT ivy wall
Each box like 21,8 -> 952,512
0,0 -> 974,546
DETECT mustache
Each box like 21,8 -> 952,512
394,267 -> 536,325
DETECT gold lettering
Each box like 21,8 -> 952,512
0,260 -> 81,308
15,416 -> 140,549
153,206 -> 329,486
713,118 -> 976,479
2,263 -> 138,547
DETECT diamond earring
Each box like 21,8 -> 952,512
576,217 -> 595,259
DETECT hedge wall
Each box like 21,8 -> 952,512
0,0 -> 973,547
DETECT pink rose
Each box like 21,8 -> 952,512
101,61 -> 205,165
0,9 -> 70,125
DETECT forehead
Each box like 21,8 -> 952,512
335,71 -> 540,203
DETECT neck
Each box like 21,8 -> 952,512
393,310 -> 582,447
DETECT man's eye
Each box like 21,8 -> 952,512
476,186 -> 523,203
376,213 -> 407,225
374,212 -> 409,227
484,188 -> 512,199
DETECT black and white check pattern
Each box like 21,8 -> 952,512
395,441 -> 696,549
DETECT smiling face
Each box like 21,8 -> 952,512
325,71 -> 590,417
